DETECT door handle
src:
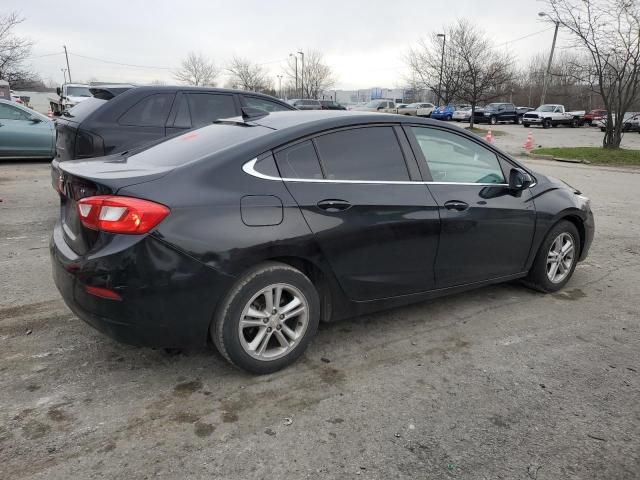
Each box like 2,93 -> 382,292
444,200 -> 469,211
317,199 -> 351,212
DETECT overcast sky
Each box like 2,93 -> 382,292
7,0 -> 571,90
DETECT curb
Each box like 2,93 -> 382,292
523,152 -> 591,164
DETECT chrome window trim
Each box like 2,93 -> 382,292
243,158 -> 511,187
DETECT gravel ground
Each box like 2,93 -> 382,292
0,158 -> 639,479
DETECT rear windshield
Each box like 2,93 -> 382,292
62,97 -> 107,122
128,123 -> 271,167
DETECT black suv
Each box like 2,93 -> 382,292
54,86 -> 295,160
473,103 -> 519,125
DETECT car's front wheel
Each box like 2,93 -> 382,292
490,116 -> 497,125
212,262 -> 320,374
524,220 -> 580,293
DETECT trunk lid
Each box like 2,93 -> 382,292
52,156 -> 173,255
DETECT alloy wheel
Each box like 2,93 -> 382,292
238,283 -> 309,361
546,233 -> 575,284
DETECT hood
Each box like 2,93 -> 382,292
66,96 -> 91,104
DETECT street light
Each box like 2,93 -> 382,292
277,74 -> 283,99
289,53 -> 298,98
436,33 -> 446,107
297,50 -> 305,99
539,12 -> 560,105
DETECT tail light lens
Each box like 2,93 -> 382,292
77,196 -> 169,234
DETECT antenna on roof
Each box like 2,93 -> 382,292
241,107 -> 269,121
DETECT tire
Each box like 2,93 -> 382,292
490,116 -> 497,125
524,220 -> 581,293
515,116 -> 522,125
212,261 -> 320,374
552,123 -> 558,128
543,119 -> 552,129
523,123 -> 530,128
570,119 -> 579,128
446,115 -> 452,121
601,127 -> 606,132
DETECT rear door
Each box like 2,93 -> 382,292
275,125 -> 440,301
407,125 -> 536,288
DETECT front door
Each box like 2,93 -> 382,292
0,103 -> 52,157
275,125 -> 440,301
407,125 -> 536,288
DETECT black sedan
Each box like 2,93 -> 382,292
50,111 -> 594,373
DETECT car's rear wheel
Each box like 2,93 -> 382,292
446,115 -> 452,121
515,116 -> 522,125
524,220 -> 580,293
212,262 -> 320,374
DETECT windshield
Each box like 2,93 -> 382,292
66,86 -> 92,97
535,105 -> 556,112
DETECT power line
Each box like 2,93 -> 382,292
68,52 -> 174,70
25,51 -> 65,59
495,27 -> 555,48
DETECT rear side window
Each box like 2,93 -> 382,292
187,93 -> 237,127
62,97 -> 106,121
276,140 -> 322,179
314,127 -> 410,181
119,93 -> 174,127
275,141 -> 323,179
244,96 -> 291,112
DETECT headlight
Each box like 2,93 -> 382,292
484,112 -> 491,116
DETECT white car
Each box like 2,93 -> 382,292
452,107 -> 472,122
416,103 -> 436,117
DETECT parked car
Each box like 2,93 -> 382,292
288,99 -> 322,110
352,99 -> 395,112
0,99 -> 55,160
397,103 -> 436,116
596,112 -> 640,132
50,110 -> 594,373
452,106 -> 473,122
473,103 -> 519,125
522,104 -> 585,128
416,103 -> 436,117
584,109 -> 608,126
55,86 -> 295,160
431,105 -> 468,120
319,100 -> 346,110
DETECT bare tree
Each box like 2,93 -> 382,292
226,56 -> 271,92
284,50 -> 335,99
450,19 -> 515,128
405,28 -> 466,105
544,0 -> 640,148
0,12 -> 35,87
173,52 -> 218,86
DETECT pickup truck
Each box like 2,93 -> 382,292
522,104 -> 585,128
49,83 -> 92,115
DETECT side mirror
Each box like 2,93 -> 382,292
509,168 -> 533,191
29,117 -> 43,123
56,87 -> 61,96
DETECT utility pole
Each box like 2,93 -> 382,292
539,13 -> 559,105
289,53 -> 298,98
63,45 -> 72,83
297,51 -> 305,98
436,34 -> 446,106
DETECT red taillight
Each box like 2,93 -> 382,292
85,285 -> 122,300
76,196 -> 169,234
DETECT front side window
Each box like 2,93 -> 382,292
119,93 -> 174,127
411,127 -> 505,184
244,96 -> 290,112
314,127 -> 410,181
186,93 -> 237,127
0,103 -> 29,120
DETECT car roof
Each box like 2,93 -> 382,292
0,98 -> 50,120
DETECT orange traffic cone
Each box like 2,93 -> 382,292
485,129 -> 493,143
47,109 -> 53,119
523,131 -> 534,151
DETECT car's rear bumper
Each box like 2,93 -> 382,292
50,223 -> 234,348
